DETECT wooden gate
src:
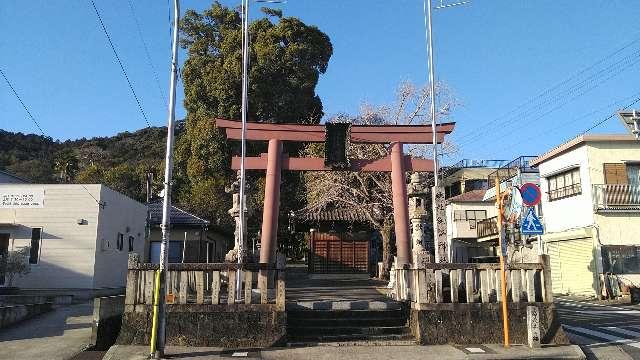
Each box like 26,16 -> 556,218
309,232 -> 369,273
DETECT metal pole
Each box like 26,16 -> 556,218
424,0 -> 439,186
495,177 -> 510,347
237,0 -> 250,300
156,0 -> 179,357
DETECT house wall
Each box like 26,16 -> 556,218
538,145 -> 593,234
93,186 -> 147,289
446,202 -> 496,240
0,184 -> 102,289
148,227 -> 229,263
587,141 -> 640,246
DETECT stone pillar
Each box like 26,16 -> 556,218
432,186 -> 448,263
259,139 -> 283,264
390,142 -> 411,266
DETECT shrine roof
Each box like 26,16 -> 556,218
292,207 -> 375,223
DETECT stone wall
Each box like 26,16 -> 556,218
117,305 -> 286,348
410,302 -> 568,345
0,303 -> 52,329
92,295 -> 125,350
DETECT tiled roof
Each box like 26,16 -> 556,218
293,207 -> 374,223
147,200 -> 209,226
447,189 -> 488,203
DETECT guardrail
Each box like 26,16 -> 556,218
392,256 -> 553,307
125,257 -> 285,311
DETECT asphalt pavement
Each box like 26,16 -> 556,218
0,302 -> 93,360
557,296 -> 640,359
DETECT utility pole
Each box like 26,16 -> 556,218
425,0 -> 438,187
237,0 -> 250,301
155,0 -> 180,357
495,177 -> 510,347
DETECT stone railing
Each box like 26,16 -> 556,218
125,256 -> 285,312
393,256 -> 553,308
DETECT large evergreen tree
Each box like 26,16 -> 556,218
176,2 -> 333,247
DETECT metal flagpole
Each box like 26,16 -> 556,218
425,0 -> 439,187
156,0 -> 180,357
237,0 -> 250,300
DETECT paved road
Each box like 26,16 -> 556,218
0,302 -> 93,360
557,297 -> 640,359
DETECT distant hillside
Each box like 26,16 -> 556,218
0,125 -> 175,202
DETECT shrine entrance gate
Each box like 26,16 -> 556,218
215,118 -> 455,268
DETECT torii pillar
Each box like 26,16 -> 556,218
390,142 -> 411,266
259,139 -> 283,263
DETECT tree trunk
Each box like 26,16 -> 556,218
380,220 -> 394,280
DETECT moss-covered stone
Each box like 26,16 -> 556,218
410,303 -> 569,345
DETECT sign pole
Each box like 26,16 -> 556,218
495,177 -> 510,347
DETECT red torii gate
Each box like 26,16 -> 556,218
215,118 -> 455,267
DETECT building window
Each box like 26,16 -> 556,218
29,228 -> 42,264
116,233 -> 124,251
548,168 -> 581,201
128,236 -> 135,252
149,241 -> 184,264
465,210 -> 487,229
602,245 -> 640,274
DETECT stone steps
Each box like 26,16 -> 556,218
288,316 -> 407,328
288,325 -> 411,336
286,300 -> 402,311
286,306 -> 413,345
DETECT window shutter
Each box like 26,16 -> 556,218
604,163 -> 628,184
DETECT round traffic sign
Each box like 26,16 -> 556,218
520,183 -> 541,206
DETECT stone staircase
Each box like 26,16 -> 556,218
286,303 -> 414,345
284,266 -> 414,345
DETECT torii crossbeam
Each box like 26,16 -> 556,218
215,118 -> 456,266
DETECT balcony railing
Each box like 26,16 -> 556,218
593,184 -> 640,211
477,217 -> 499,239
476,216 -> 523,242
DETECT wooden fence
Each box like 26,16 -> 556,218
125,261 -> 285,311
393,255 -> 553,307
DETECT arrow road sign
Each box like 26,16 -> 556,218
521,207 -> 544,235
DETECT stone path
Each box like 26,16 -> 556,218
0,302 -> 93,360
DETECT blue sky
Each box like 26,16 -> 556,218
2,1 -> 640,163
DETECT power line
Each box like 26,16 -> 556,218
1,69 -> 104,206
89,0 -> 151,127
475,92 -> 640,158
457,45 -> 640,148
454,33 -> 640,144
0,68 -> 46,136
127,0 -> 167,105
581,96 -> 640,134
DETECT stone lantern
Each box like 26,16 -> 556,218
407,173 -> 433,265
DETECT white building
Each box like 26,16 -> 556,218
445,189 -> 497,262
531,134 -> 640,297
0,184 -> 146,297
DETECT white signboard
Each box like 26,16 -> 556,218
0,188 -> 45,208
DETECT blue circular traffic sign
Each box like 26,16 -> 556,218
520,183 -> 541,206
